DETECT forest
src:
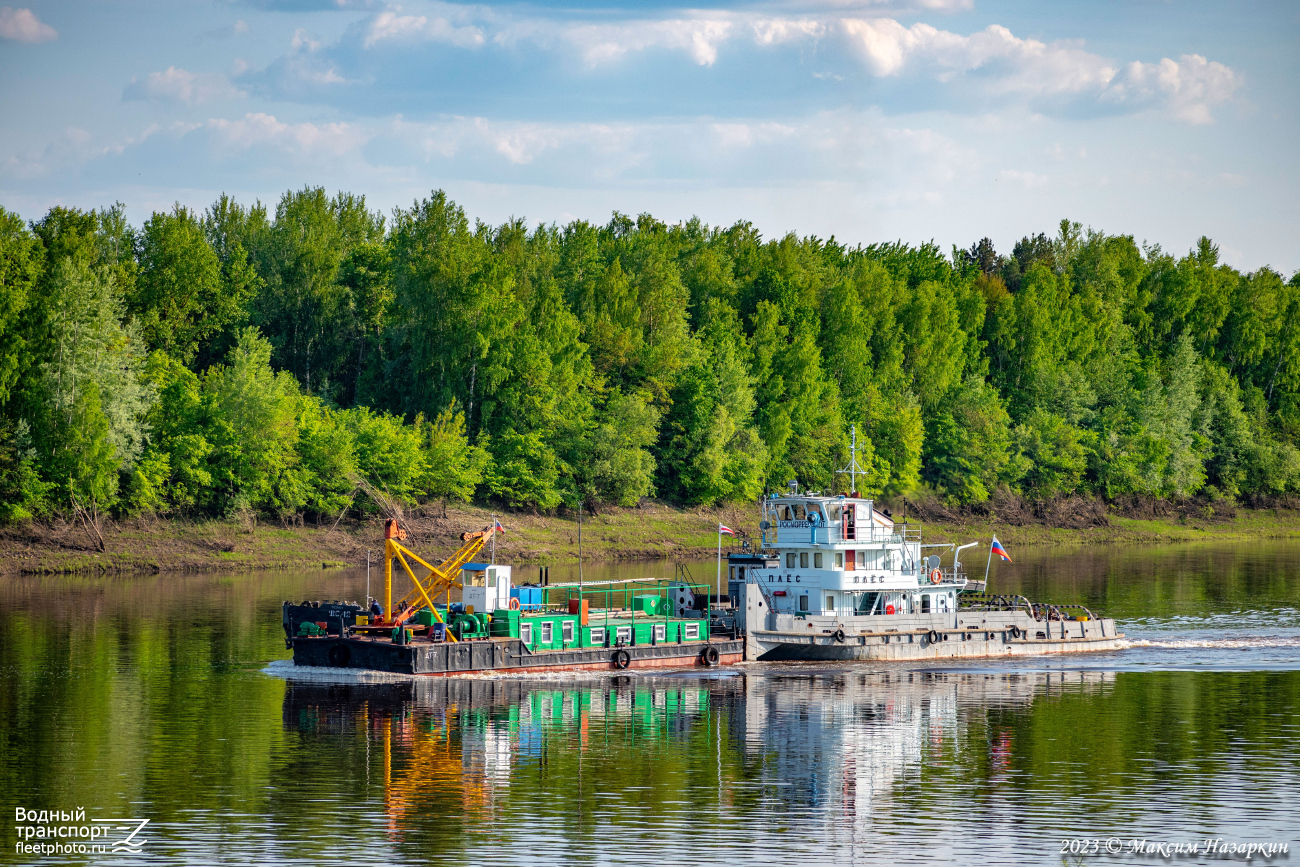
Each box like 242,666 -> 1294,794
1,187 -> 1298,529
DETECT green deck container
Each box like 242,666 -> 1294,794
632,595 -> 665,616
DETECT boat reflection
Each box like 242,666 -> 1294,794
280,669 -> 1115,841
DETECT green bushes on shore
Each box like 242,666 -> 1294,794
1,190 -> 1299,525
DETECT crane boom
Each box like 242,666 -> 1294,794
381,520 -> 502,637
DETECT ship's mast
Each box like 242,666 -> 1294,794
838,424 -> 866,494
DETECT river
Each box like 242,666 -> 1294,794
2,541 -> 1298,864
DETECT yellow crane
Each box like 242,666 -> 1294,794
380,519 -> 501,640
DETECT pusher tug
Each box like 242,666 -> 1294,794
731,427 -> 1122,661
284,519 -> 744,675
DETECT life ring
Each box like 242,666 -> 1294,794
701,646 -> 721,666
834,628 -> 846,643
929,568 -> 942,584
509,597 -> 520,610
327,643 -> 351,667
885,604 -> 896,615
928,629 -> 941,644
613,649 -> 631,669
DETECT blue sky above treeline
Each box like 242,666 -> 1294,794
1,0 -> 1296,272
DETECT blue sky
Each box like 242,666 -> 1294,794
1,0 -> 1296,273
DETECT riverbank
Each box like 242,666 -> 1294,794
5,500 -> 1300,576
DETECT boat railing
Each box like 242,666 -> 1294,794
772,525 -> 911,546
959,593 -> 1036,617
960,596 -> 1098,623
1032,603 -> 1098,622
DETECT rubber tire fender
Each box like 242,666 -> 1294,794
834,628 -> 846,644
927,629 -> 941,644
1008,625 -> 1021,639
701,645 -> 721,666
613,649 -> 632,670
327,643 -> 351,668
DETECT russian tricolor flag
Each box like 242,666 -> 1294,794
990,535 -> 1011,562
494,519 -> 506,535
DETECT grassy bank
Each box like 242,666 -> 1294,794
6,501 -> 1300,576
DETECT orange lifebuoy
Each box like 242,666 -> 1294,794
929,568 -> 942,584
885,604 -> 896,615
509,597 -> 520,610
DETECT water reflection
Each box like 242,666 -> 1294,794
274,670 -> 1131,860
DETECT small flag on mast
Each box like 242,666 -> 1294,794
990,535 -> 1011,562
494,519 -> 506,535
719,524 -> 736,536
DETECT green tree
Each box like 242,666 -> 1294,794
0,208 -> 40,404
132,205 -> 228,363
418,403 -> 488,516
204,328 -> 304,515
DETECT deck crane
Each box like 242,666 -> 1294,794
380,519 -> 502,640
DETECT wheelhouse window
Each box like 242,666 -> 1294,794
786,552 -> 796,568
800,552 -> 809,568
834,552 -> 843,569
813,552 -> 823,568
798,595 -> 809,612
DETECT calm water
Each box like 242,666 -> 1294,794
2,541 -> 1299,865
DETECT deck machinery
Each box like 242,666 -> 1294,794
286,520 -> 744,675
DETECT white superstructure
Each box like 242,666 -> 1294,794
735,488 -> 964,621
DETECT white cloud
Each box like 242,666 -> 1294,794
291,28 -> 322,53
841,18 -> 1115,93
123,67 -> 243,105
0,6 -> 56,42
1102,54 -> 1239,125
377,109 -> 971,194
840,18 -> 1238,122
751,18 -> 825,46
363,10 -> 485,49
565,17 -> 735,66
2,124 -> 161,179
204,112 -> 370,158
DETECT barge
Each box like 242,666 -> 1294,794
285,520 -> 742,675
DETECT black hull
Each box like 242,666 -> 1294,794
290,635 -> 745,675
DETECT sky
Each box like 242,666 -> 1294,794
1,0 -> 1296,273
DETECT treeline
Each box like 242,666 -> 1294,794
2,188 -> 1299,526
